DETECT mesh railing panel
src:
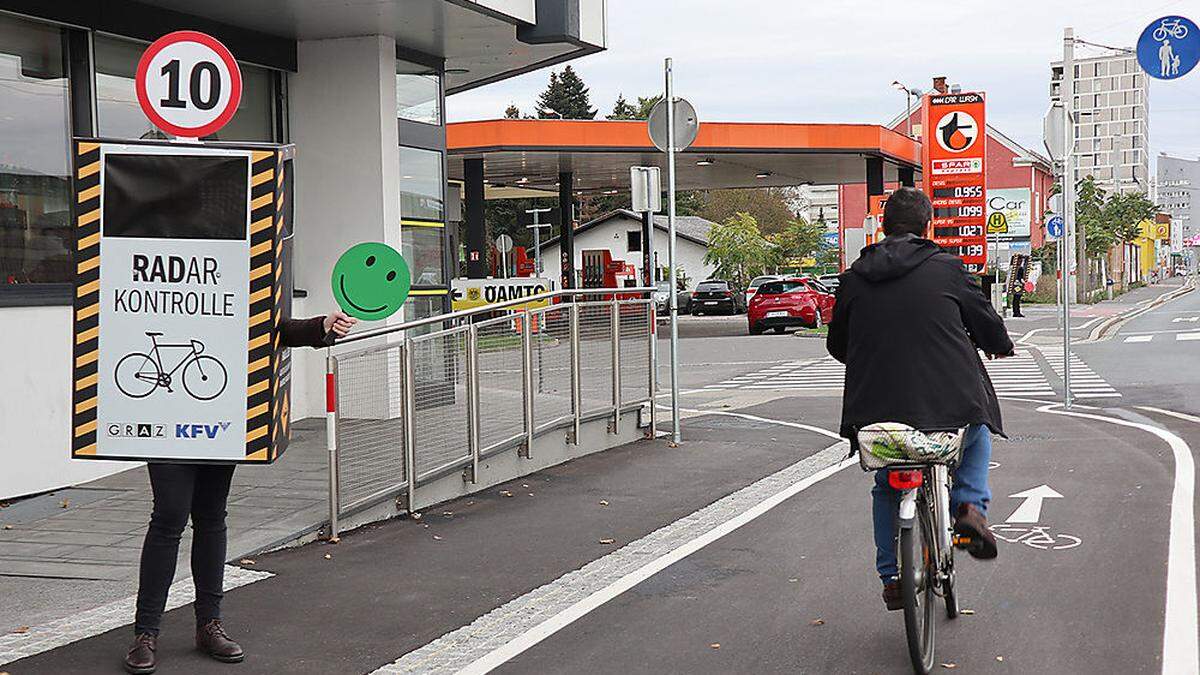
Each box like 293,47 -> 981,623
577,302 -> 615,416
530,306 -> 573,428
411,329 -> 471,479
620,303 -> 652,405
335,344 -> 406,511
475,315 -> 526,451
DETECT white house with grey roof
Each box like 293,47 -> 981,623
540,210 -> 717,290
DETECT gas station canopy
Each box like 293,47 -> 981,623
447,119 -> 922,194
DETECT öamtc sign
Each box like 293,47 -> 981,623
71,140 -> 295,463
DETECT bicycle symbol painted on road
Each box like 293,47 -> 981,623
114,331 -> 228,401
989,524 -> 1081,551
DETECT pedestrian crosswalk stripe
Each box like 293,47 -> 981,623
1040,347 -> 1121,398
1124,335 -> 1154,343
1178,333 -> 1200,341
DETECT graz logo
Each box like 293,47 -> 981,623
108,423 -> 166,438
176,422 -> 232,439
935,110 -> 979,154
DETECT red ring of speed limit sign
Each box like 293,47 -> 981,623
135,30 -> 243,138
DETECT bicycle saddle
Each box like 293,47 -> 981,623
145,331 -> 164,337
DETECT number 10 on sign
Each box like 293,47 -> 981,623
135,31 -> 243,139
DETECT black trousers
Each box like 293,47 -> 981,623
134,463 -> 236,635
1011,291 -> 1024,317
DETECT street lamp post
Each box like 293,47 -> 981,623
891,81 -> 922,138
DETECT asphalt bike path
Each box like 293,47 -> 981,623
492,398 -> 1176,674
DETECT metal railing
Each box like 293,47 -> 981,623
324,288 -> 657,538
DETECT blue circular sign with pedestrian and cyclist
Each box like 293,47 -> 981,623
1137,16 -> 1199,80
1046,215 -> 1064,240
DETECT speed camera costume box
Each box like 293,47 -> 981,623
70,139 -> 296,464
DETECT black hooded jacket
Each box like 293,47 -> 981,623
827,234 -> 1013,440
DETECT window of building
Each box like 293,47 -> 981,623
94,35 -> 275,141
0,15 -> 72,289
626,230 -> 642,252
400,224 -> 445,287
396,60 -> 441,125
399,146 -> 445,287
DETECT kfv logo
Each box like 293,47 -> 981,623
176,421 -> 232,439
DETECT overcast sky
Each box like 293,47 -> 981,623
448,0 -> 1200,169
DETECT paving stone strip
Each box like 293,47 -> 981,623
371,442 -> 849,674
0,565 -> 272,666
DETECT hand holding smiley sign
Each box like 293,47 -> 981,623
331,242 -> 411,320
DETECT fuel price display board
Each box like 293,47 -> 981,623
921,92 -> 988,272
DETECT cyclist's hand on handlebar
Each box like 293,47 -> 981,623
324,311 -> 357,338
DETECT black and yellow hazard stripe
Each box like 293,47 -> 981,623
72,141 -> 102,457
269,149 -> 291,458
245,149 -> 276,461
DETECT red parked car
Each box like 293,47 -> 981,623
747,278 -> 835,334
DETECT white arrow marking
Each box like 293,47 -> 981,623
1005,484 -> 1064,523
1172,316 -> 1199,323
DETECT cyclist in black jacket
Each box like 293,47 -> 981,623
827,187 -> 1011,611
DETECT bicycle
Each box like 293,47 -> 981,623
859,425 -> 975,675
114,332 -> 228,401
1153,18 -> 1188,42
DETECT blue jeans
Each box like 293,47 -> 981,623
871,424 -> 991,582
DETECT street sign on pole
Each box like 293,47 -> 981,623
1047,215 -> 1065,240
524,208 -> 553,276
1136,15 -> 1199,80
630,166 -> 662,213
1042,102 -> 1065,162
496,234 -> 513,279
648,97 -> 699,153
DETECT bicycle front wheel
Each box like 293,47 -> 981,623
114,352 -> 159,399
900,496 -> 937,674
182,355 -> 228,401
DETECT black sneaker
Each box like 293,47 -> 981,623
882,579 -> 903,611
953,503 -> 998,559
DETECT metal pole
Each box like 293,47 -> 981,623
905,89 -> 912,138
569,302 -> 581,445
325,351 -> 339,540
465,324 -> 480,482
532,211 -> 542,276
501,248 -> 508,279
611,295 -> 621,434
1062,27 -> 1075,409
665,57 -> 681,444
521,311 -> 535,458
402,339 -> 418,505
647,301 -> 657,437
643,210 -> 657,393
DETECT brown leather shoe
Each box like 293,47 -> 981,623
882,580 -> 903,611
123,633 -> 157,674
954,503 -> 998,559
196,619 -> 244,663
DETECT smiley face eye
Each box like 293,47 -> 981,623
386,270 -> 396,281
365,255 -> 376,267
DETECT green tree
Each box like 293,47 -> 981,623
607,93 -> 638,120
504,104 -> 521,119
767,217 -> 826,269
536,66 -> 597,119
703,212 -> 774,288
699,188 -> 797,235
1075,175 -> 1112,259
1103,190 -> 1158,243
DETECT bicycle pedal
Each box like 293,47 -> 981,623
952,535 -> 973,548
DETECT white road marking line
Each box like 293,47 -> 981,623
1178,333 -> 1200,341
0,565 -> 272,666
378,424 -> 850,674
1124,335 -> 1154,343
1039,404 -> 1197,674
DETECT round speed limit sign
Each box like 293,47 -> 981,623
135,31 -> 242,138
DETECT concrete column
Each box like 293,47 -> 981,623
289,34 -> 400,420
464,158 -> 487,278
898,166 -> 915,187
866,157 -> 885,197
558,172 -> 575,291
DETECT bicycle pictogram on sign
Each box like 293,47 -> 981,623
114,331 -> 228,401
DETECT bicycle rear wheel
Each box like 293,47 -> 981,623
900,494 -> 936,674
114,352 -> 159,398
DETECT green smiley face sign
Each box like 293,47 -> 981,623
330,242 -> 411,320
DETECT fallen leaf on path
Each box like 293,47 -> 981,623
709,643 -> 720,649
2,525 -> 11,530
239,559 -> 255,566
960,608 -> 975,615
329,536 -> 340,544
788,578 -> 798,583
324,554 -> 332,560
941,664 -> 957,669
432,535 -> 443,541
500,490 -> 513,498
521,483 -> 529,488
809,619 -> 825,626
11,627 -> 29,634
60,499 -> 70,508
598,538 -> 615,545
996,656 -> 1004,662
527,493 -> 535,497
599,500 -> 609,507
